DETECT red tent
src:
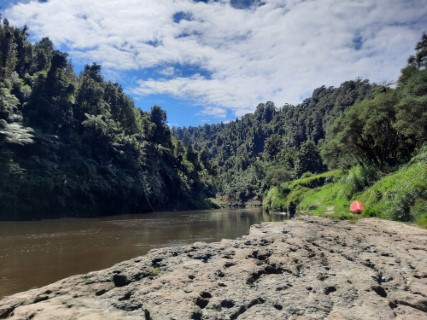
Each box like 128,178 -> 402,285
350,200 -> 364,214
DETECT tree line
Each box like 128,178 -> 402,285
175,34 -> 426,206
174,80 -> 373,205
0,19 -> 213,219
1,17 -> 425,218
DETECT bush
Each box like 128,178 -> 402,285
339,165 -> 378,200
264,170 -> 342,214
361,161 -> 427,223
263,185 -> 289,212
289,170 -> 341,189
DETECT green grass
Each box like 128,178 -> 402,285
263,170 -> 341,213
360,161 -> 427,225
206,197 -> 225,209
297,166 -> 380,219
263,185 -> 289,212
298,183 -> 347,216
263,149 -> 427,227
289,170 -> 341,189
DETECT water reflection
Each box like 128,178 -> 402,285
0,208 -> 284,298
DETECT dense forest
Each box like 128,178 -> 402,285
175,33 -> 427,225
0,18 -> 426,224
0,19 -> 214,219
174,79 -> 373,205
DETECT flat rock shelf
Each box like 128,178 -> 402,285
1,218 -> 426,319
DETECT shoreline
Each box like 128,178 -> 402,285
1,217 -> 426,319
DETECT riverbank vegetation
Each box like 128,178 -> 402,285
262,34 -> 427,227
174,80 -> 373,205
263,150 -> 427,227
177,34 -> 427,227
0,19 -> 425,225
0,19 -> 215,219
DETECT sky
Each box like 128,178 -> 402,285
1,0 -> 427,127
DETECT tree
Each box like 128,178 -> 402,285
265,165 -> 293,186
25,51 -> 75,134
31,37 -> 53,73
0,19 -> 18,80
295,140 -> 325,176
408,33 -> 427,69
150,105 -> 171,146
0,21 -> 216,218
0,119 -> 33,146
75,63 -> 110,125
321,89 -> 410,168
394,69 -> 427,147
264,134 -> 282,160
104,82 -> 142,135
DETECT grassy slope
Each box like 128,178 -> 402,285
263,149 -> 427,227
361,161 -> 426,225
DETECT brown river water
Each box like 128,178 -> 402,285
0,208 -> 284,298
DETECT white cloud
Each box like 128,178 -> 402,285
158,66 -> 176,77
4,0 -> 427,118
197,106 -> 227,118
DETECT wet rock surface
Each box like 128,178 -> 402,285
1,218 -> 426,319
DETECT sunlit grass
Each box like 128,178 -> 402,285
360,161 -> 427,226
264,148 -> 426,227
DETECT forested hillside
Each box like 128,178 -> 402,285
262,34 -> 427,226
174,80 -> 373,205
0,20 -> 213,219
1,18 -> 425,223
175,33 -> 427,222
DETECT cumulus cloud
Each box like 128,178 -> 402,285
4,0 -> 427,118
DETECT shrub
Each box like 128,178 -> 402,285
361,161 -> 427,223
339,165 -> 378,200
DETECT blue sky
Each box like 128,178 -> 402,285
2,0 -> 427,127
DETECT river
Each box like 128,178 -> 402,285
0,208 -> 284,298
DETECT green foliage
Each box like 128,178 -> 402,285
264,147 -> 426,226
407,32 -> 427,69
205,197 -> 224,209
299,33 -> 427,226
294,141 -> 326,177
322,34 -> 427,171
175,80 -> 371,205
0,19 -> 18,80
0,20 -> 425,226
31,37 -> 53,73
289,170 -> 340,189
263,134 -> 282,160
262,185 -> 289,212
150,105 -> 171,146
264,165 -> 293,186
337,165 -> 378,200
360,154 -> 427,223
321,90 -> 411,168
394,69 -> 427,146
263,170 -> 341,212
298,183 -> 348,217
0,119 -> 34,145
0,22 -> 214,219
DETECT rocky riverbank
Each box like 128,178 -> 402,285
1,217 -> 426,319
